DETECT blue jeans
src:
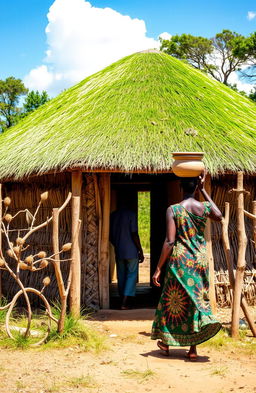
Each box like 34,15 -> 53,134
116,258 -> 138,297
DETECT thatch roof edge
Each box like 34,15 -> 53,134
1,165 -> 255,184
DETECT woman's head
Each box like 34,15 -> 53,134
180,177 -> 198,194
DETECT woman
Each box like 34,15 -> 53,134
151,172 -> 222,360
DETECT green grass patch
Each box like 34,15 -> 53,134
44,319 -> 107,352
0,304 -> 107,352
201,328 -> 256,354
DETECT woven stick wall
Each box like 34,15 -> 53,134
215,270 -> 256,306
211,175 -> 256,306
211,175 -> 256,271
81,174 -> 99,309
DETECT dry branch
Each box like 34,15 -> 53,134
0,188 -> 74,343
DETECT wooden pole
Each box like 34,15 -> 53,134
98,173 -> 110,309
253,201 -> 256,250
222,202 -> 256,337
231,172 -> 247,338
70,171 -> 82,317
0,184 -> 2,298
204,174 -> 217,314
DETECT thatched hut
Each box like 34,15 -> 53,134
0,50 -> 255,309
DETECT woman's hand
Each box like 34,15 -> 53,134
152,268 -> 161,287
198,169 -> 207,191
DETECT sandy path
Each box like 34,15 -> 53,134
0,308 -> 255,393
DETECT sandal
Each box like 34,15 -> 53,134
157,340 -> 169,356
186,352 -> 198,361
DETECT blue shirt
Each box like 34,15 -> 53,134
110,208 -> 138,260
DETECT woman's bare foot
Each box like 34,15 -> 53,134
157,340 -> 169,356
186,345 -> 197,361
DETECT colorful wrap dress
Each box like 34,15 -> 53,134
151,202 -> 221,346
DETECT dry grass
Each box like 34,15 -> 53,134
0,52 -> 256,180
121,368 -> 155,382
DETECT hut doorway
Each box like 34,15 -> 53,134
109,173 -> 181,309
109,180 -> 152,308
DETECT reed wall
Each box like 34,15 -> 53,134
1,172 -> 100,309
211,175 -> 256,271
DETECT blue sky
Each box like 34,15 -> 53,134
1,0 -> 255,93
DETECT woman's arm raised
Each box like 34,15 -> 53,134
198,171 -> 222,222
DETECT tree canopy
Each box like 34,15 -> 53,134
0,77 -> 28,132
0,78 -> 50,133
233,32 -> 256,82
23,90 -> 50,113
160,30 -> 255,86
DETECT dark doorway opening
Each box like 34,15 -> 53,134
109,173 -> 181,309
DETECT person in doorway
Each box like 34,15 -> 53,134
110,197 -> 144,310
151,171 -> 222,360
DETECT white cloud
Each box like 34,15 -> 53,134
24,0 -> 159,96
228,70 -> 254,94
24,65 -> 54,91
247,11 -> 256,20
159,32 -> 172,41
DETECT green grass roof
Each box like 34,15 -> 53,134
1,51 -> 256,179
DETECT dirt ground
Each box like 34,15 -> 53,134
0,307 -> 256,393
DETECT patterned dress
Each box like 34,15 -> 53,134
151,202 -> 221,346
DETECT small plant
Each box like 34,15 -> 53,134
13,332 -> 31,349
43,316 -> 107,353
15,380 -> 27,390
44,383 -> 61,393
68,375 -> 98,389
121,368 -> 155,382
210,365 -> 228,377
0,297 -> 8,323
48,312 -> 80,340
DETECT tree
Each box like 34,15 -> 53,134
23,90 -> 50,114
0,77 -> 28,132
160,30 -> 251,85
233,32 -> 256,82
160,34 -> 213,69
160,34 -> 213,70
249,88 -> 256,102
